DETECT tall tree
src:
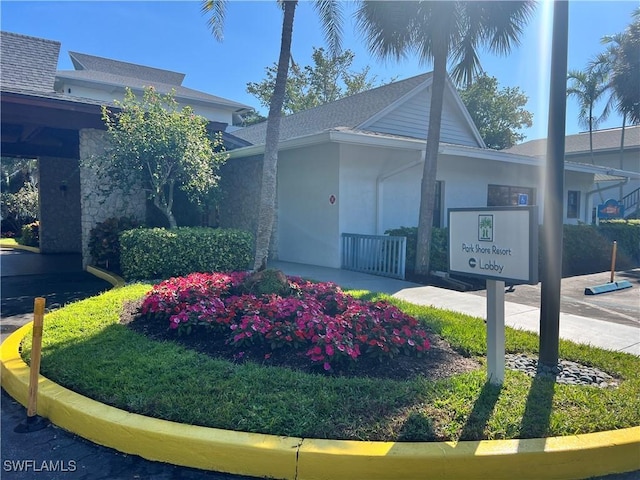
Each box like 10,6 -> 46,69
356,1 -> 535,276
97,87 -> 225,229
458,73 -> 533,149
593,9 -> 640,200
247,47 -> 384,116
202,1 -> 343,271
605,8 -> 640,125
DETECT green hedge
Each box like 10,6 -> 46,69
561,222 -> 639,276
120,227 -> 253,280
388,221 -> 639,278
385,226 -> 448,274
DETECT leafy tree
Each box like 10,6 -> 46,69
356,1 -> 535,276
202,0 -> 344,271
458,74 -> 533,149
247,47 -> 385,115
96,87 -> 226,229
1,158 -> 38,235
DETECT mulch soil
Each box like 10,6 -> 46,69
121,299 -> 481,381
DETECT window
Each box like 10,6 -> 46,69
487,184 -> 535,207
567,190 -> 580,219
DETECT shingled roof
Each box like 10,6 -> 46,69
505,125 -> 640,157
56,52 -> 249,110
232,73 -> 433,145
1,31 -> 60,93
69,51 -> 186,85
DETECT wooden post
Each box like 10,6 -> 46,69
610,241 -> 618,284
26,297 -> 46,418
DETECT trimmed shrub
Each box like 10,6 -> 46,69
120,227 -> 253,280
561,222 -> 639,276
389,221 -> 639,279
20,221 -> 39,247
88,216 -> 140,273
385,226 -> 448,274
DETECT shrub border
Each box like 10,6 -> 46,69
2,322 -> 638,480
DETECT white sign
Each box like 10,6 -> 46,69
449,207 -> 538,284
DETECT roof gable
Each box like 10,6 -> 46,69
232,73 -> 434,145
360,77 -> 484,147
69,51 -> 185,86
232,72 -> 484,148
1,31 -> 60,93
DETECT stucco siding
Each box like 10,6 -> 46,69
338,144 -> 422,236
277,144 -> 340,267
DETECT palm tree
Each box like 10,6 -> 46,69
356,1 -> 535,276
566,65 -> 612,164
605,8 -> 640,125
595,10 -> 640,200
202,1 -> 343,271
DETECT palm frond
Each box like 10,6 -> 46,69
313,0 -> 344,57
201,0 -> 226,42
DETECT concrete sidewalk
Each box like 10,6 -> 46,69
271,261 -> 640,357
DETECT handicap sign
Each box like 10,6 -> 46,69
518,193 -> 528,206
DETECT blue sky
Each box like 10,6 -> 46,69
1,1 -> 636,142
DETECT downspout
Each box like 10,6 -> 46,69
585,179 -> 629,225
375,150 -> 425,234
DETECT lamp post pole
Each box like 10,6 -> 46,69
540,0 -> 569,367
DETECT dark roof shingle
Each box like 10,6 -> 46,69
1,31 -> 60,92
69,51 -> 186,86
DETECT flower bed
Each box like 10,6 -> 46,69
140,272 -> 430,371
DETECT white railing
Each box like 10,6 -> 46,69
341,233 -> 407,279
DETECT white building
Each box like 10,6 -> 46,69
221,73 -> 639,269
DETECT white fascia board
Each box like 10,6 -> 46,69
227,129 -> 429,158
55,74 -> 245,112
565,162 -> 640,179
439,143 -> 541,166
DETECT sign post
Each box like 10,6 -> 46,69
449,207 -> 538,384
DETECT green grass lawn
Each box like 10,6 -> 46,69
20,285 -> 640,442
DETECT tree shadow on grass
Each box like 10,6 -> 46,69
518,374 -> 556,439
459,381 -> 503,441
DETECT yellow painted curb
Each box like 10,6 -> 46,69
1,324 -> 300,479
0,242 -> 40,253
86,265 -> 126,288
2,324 -> 639,480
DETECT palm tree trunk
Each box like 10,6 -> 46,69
414,47 -> 448,276
619,113 -> 626,201
253,0 -> 297,271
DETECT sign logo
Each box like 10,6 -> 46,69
597,198 -> 624,219
478,215 -> 494,242
468,257 -> 477,268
